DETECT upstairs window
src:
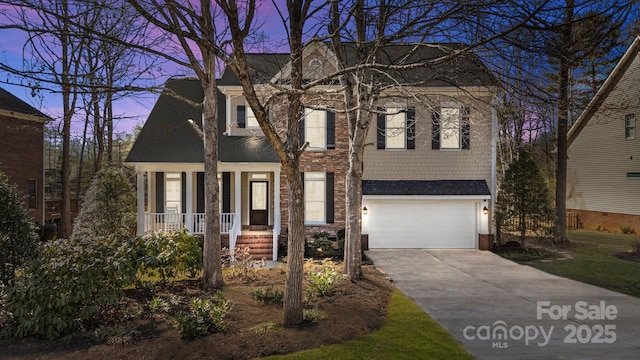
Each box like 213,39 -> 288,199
299,108 -> 335,150
432,105 -> 470,150
377,107 -> 416,150
237,104 -> 259,129
625,113 -> 635,140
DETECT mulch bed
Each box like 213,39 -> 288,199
1,264 -> 393,360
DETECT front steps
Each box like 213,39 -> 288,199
219,233 -> 274,260
236,234 -> 274,260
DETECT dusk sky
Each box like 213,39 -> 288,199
0,1 -> 291,136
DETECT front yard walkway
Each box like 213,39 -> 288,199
367,249 -> 640,359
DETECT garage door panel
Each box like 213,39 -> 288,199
363,200 -> 477,248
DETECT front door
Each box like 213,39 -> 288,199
250,181 -> 268,225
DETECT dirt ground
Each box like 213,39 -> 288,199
1,262 -> 393,360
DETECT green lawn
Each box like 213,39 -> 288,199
529,230 -> 640,297
265,289 -> 472,360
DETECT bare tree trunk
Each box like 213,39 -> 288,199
93,95 -> 104,172
283,162 -> 304,325
59,0 -> 73,239
106,90 -> 114,165
555,0 -> 573,244
201,59 -> 223,290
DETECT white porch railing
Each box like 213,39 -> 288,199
143,212 -> 236,234
272,212 -> 281,261
229,214 -> 241,251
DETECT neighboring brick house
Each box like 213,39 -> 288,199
0,86 -> 48,224
125,41 -> 497,259
567,36 -> 640,232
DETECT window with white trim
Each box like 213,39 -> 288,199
441,107 -> 461,149
237,103 -> 259,129
165,173 -> 181,212
432,104 -> 470,150
304,108 -> 326,150
376,107 -> 415,150
625,113 -> 635,140
304,172 -> 325,223
385,107 -> 406,149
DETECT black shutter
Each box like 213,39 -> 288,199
432,109 -> 441,150
462,107 -> 471,150
326,110 -> 335,149
407,107 -> 416,150
155,172 -> 164,213
325,172 -> 334,223
181,172 -> 186,213
237,105 -> 246,128
299,111 -> 305,145
222,172 -> 231,213
377,107 -> 386,149
196,172 -> 204,213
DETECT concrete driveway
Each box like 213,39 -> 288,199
366,249 -> 640,359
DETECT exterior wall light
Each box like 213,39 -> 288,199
362,206 -> 368,215
483,206 -> 489,215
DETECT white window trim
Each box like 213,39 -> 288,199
165,172 -> 182,213
440,105 -> 462,150
625,113 -> 636,140
304,172 -> 326,224
385,107 -> 406,150
305,108 -> 327,150
245,102 -> 259,129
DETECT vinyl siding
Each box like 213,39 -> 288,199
363,95 -> 493,187
567,51 -> 640,216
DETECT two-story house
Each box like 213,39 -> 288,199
0,86 -> 48,224
567,36 -> 640,232
125,41 -> 497,259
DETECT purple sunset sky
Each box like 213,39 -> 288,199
0,1 -> 293,136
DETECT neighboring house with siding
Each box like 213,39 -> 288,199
0,87 -> 48,224
567,36 -> 640,232
125,41 -> 497,259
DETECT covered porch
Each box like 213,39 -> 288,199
132,163 -> 282,260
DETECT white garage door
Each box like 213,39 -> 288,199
363,199 -> 477,248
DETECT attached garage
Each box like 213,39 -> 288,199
362,180 -> 491,249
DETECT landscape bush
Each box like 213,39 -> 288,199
172,294 -> 232,338
0,172 -> 39,287
71,167 -> 136,241
1,236 -> 139,340
251,286 -> 284,304
139,229 -> 203,281
0,168 -> 140,340
306,266 -> 345,298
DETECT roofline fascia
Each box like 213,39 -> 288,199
568,36 -> 640,146
363,195 -> 491,200
0,109 -> 50,123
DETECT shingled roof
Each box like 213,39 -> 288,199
0,86 -> 48,119
218,43 -> 495,88
362,180 -> 491,196
125,78 -> 278,164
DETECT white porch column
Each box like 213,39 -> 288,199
185,171 -> 193,232
272,169 -> 281,260
234,170 -> 242,235
136,171 -> 145,235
